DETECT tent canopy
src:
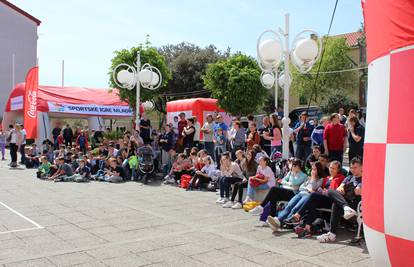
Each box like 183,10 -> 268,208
4,83 -> 140,117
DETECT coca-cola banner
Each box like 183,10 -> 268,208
23,67 -> 39,139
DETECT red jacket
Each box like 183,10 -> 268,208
322,173 -> 345,190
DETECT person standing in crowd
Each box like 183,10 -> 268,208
177,113 -> 187,152
266,114 -> 282,156
246,122 -> 260,150
229,120 -> 245,159
258,116 -> 272,156
213,114 -> 228,138
201,114 -> 215,157
159,124 -> 175,170
193,116 -> 201,149
213,114 -> 228,165
311,117 -> 329,153
323,113 -> 347,164
17,124 -> 26,165
338,107 -> 347,124
0,128 -> 6,160
8,124 -> 21,167
140,113 -> 152,145
76,130 -> 88,154
172,116 -> 179,136
94,126 -> 104,145
294,112 -> 314,161
347,117 -> 365,161
63,124 -> 74,147
52,124 -> 61,149
182,118 -> 196,149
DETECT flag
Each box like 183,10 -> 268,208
23,67 -> 39,139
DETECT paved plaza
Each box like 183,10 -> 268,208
0,160 -> 372,267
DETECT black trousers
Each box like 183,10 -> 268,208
297,193 -> 333,226
19,144 -> 26,164
329,150 -> 344,165
65,138 -> 72,147
231,180 -> 248,203
10,143 -> 18,163
189,174 -> 211,189
261,187 -> 295,217
327,189 -> 361,234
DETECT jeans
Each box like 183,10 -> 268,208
297,193 -> 333,226
231,180 -> 248,203
329,150 -> 344,165
277,191 -> 310,221
214,145 -> 226,169
246,183 -> 270,200
0,143 -> 5,159
327,189 -> 361,234
295,143 -> 311,162
9,143 -> 18,164
203,142 -> 214,158
260,187 -> 295,217
101,175 -> 123,183
219,176 -> 243,198
20,144 -> 26,164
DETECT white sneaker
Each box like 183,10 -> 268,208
231,202 -> 243,209
249,205 -> 264,216
243,197 -> 253,204
317,232 -> 336,243
343,206 -> 357,220
267,216 -> 280,232
222,201 -> 234,208
255,221 -> 269,227
216,198 -> 228,204
216,197 -> 224,203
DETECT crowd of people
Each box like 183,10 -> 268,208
1,107 -> 365,243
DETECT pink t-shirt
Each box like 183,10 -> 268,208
256,165 -> 275,188
271,127 -> 282,147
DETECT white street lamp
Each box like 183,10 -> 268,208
257,14 -> 322,159
112,52 -> 162,130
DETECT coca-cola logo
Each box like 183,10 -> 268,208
26,90 -> 37,118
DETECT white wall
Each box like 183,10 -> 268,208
0,3 -> 38,118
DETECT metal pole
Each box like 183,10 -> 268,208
61,60 -> 65,87
12,54 -> 15,88
274,72 -> 278,111
282,13 -> 291,159
135,52 -> 141,130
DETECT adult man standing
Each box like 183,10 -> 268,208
19,124 -> 27,165
294,112 -> 314,162
63,124 -> 74,147
324,113 -> 347,164
201,114 -> 215,157
338,108 -> 347,125
52,125 -> 61,150
229,120 -> 245,159
258,116 -> 272,156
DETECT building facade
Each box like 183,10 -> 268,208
0,0 -> 40,118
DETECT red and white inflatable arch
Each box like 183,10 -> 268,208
362,0 -> 414,265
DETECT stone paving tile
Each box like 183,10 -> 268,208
101,253 -> 151,267
248,252 -> 296,267
4,257 -> 56,267
190,249 -> 236,265
85,246 -> 133,260
48,252 -> 95,266
221,243 -> 271,258
278,260 -> 322,267
310,245 -> 370,265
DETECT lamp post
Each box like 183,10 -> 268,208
257,13 -> 322,159
112,52 -> 162,130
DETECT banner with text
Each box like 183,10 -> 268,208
24,67 -> 39,139
47,102 -> 133,117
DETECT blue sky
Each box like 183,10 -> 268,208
13,0 -> 363,88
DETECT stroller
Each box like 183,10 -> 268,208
137,145 -> 155,184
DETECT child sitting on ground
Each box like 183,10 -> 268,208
37,156 -> 52,179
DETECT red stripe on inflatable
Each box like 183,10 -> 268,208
385,234 -> 414,267
387,48 -> 414,143
362,143 -> 386,233
363,0 -> 414,63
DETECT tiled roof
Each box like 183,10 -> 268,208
332,31 -> 364,47
0,0 -> 41,25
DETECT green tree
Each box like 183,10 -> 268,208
158,42 -> 229,100
321,90 -> 359,114
108,45 -> 172,112
203,53 -> 267,116
291,37 -> 358,104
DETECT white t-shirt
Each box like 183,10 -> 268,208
256,165 -> 275,188
194,122 -> 201,142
